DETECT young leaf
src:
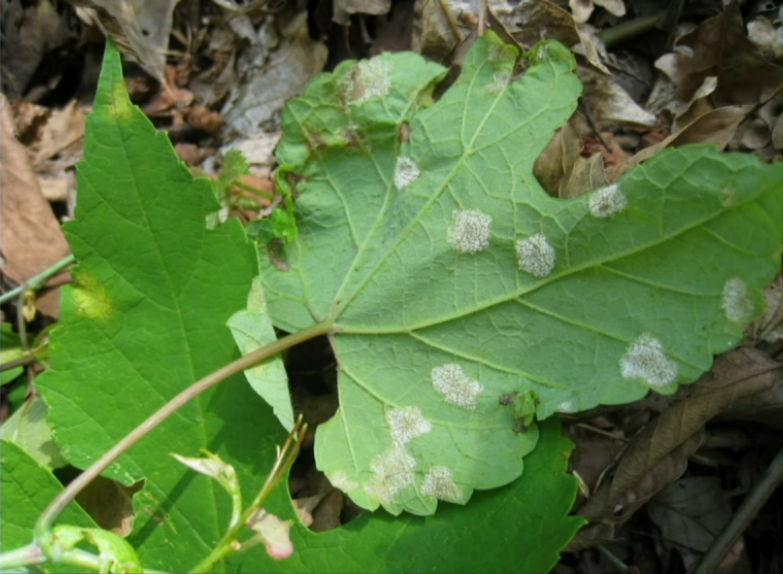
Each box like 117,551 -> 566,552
258,32 -> 783,515
34,41 -> 279,572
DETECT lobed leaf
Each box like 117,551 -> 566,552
34,41 -> 277,572
259,32 -> 783,515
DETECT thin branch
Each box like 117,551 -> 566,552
0,254 -> 75,306
35,320 -> 333,539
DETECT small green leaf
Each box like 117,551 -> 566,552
228,277 -> 293,430
0,397 -> 68,470
1,323 -> 24,385
258,31 -> 783,515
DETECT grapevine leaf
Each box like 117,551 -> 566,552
227,416 -> 584,573
258,32 -> 783,515
34,40 -> 277,572
0,440 -> 96,574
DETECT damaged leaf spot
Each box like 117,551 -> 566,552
722,277 -> 755,324
515,233 -> 556,277
421,466 -> 462,502
386,406 -> 432,445
447,209 -> 492,254
329,470 -> 358,492
488,71 -> 511,94
619,333 -> 678,388
588,183 -> 627,218
364,446 -> 416,504
431,363 -> 483,410
394,156 -> 420,190
348,59 -> 392,106
72,274 -> 114,321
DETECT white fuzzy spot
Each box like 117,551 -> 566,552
350,59 -> 392,105
421,466 -> 462,502
589,184 -> 627,218
363,447 -> 416,504
386,406 -> 432,445
394,156 -> 420,190
488,70 -> 510,94
720,187 -> 736,207
722,278 -> 755,324
430,363 -> 483,410
620,333 -> 679,388
329,470 -> 358,492
447,209 -> 492,254
557,401 -> 574,413
515,233 -> 556,277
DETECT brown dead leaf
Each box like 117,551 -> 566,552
577,66 -> 657,130
30,100 -> 86,167
72,0 -> 179,85
607,104 -> 754,181
0,95 -> 70,318
534,121 -> 608,199
77,475 -> 144,536
333,0 -> 391,26
569,348 -> 779,551
647,3 -> 783,120
582,131 -> 629,167
185,106 -> 222,134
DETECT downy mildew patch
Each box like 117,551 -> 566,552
329,470 -> 358,492
488,71 -> 511,94
588,183 -> 627,218
515,233 -> 556,277
431,363 -> 484,410
447,209 -> 492,253
364,446 -> 416,504
394,156 -> 420,190
421,466 -> 463,502
619,333 -> 678,388
722,277 -> 755,324
348,59 -> 392,106
386,406 -> 432,445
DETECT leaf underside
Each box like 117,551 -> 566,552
260,32 -> 783,515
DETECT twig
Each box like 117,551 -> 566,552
0,353 -> 38,372
35,320 -> 332,540
692,448 -> 783,574
0,254 -> 75,306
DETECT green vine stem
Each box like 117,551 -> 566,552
0,254 -> 75,306
34,319 -> 333,546
0,542 -> 103,571
189,416 -> 308,573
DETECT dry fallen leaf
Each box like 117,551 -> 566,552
0,95 -> 71,318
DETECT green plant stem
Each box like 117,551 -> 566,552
35,320 -> 332,542
0,353 -> 37,372
598,13 -> 663,48
189,416 -> 308,573
233,180 -> 275,201
0,254 -> 75,306
692,447 -> 783,574
0,543 -> 103,571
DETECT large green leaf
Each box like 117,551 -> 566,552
259,32 -> 783,515
230,416 -> 583,573
0,440 -> 96,573
34,41 -> 274,572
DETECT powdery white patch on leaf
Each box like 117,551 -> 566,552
556,402 -> 574,413
421,466 -> 462,502
350,59 -> 392,105
515,233 -> 556,277
488,70 -> 511,94
430,363 -> 484,410
722,277 -> 755,324
589,183 -> 627,218
364,446 -> 416,504
394,156 -> 420,190
620,333 -> 679,388
329,470 -> 358,492
386,406 -> 432,445
245,510 -> 294,560
447,209 -> 493,253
